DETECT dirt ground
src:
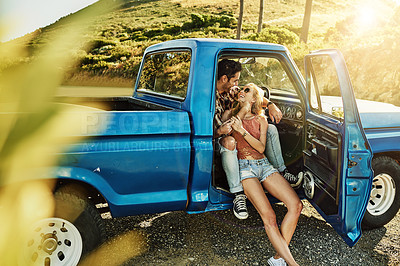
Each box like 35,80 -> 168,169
83,201 -> 400,266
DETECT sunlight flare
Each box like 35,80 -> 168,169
355,5 -> 377,31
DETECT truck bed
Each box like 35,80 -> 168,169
56,96 -> 171,112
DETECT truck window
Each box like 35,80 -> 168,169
308,56 -> 344,120
137,50 -> 191,100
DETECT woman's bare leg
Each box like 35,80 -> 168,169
242,177 -> 299,266
262,172 -> 303,258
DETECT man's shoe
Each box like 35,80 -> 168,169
281,169 -> 303,189
233,194 -> 248,220
267,256 -> 287,266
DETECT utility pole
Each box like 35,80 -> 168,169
257,0 -> 264,33
300,0 -> 312,43
236,0 -> 244,39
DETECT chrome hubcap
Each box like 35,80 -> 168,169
21,218 -> 83,266
367,173 -> 396,216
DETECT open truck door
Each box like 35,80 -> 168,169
303,49 -> 373,246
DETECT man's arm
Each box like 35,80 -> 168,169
214,120 -> 234,138
262,97 -> 282,123
214,103 -> 249,138
214,110 -> 234,138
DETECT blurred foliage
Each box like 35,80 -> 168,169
0,1 -> 145,264
0,11 -> 90,266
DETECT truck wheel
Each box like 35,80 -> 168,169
363,156 -> 400,229
21,191 -> 106,265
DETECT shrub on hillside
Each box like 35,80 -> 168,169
242,23 -> 257,33
131,32 -> 148,41
89,39 -> 117,50
182,13 -> 236,31
190,13 -> 206,28
154,34 -> 174,41
144,28 -> 163,38
217,15 -> 237,28
176,31 -> 206,39
246,27 -> 299,45
82,60 -> 108,72
164,25 -> 181,35
108,46 -> 132,61
204,25 -> 232,35
81,54 -> 111,65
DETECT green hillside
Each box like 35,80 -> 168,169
3,0 -> 400,105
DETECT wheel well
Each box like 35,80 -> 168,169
55,179 -> 110,214
373,152 -> 400,164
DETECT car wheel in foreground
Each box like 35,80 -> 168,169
21,191 -> 105,265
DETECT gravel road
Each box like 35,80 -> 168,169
85,201 -> 400,266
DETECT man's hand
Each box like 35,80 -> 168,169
218,120 -> 234,135
268,103 -> 283,123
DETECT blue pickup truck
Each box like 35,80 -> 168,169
22,38 -> 400,265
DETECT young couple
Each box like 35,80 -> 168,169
214,59 -> 302,265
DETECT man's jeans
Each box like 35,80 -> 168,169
219,124 -> 285,193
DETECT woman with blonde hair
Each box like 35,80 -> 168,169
225,83 -> 302,266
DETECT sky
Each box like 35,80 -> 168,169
0,0 -> 98,42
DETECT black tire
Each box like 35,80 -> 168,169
362,156 -> 400,229
54,191 -> 106,255
21,191 -> 106,265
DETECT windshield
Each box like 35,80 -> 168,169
237,56 -> 297,95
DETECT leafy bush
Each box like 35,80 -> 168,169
154,34 -> 174,41
89,39 -> 117,50
190,13 -> 206,28
242,23 -> 257,33
144,28 -> 163,38
81,54 -> 112,64
246,26 -> 299,46
131,32 -> 148,41
176,31 -> 206,39
182,13 -> 236,31
164,25 -> 181,35
324,27 -> 344,44
108,46 -> 132,61
82,60 -> 108,71
204,25 -> 232,35
216,15 -> 237,28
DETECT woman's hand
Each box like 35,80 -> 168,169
231,116 -> 243,133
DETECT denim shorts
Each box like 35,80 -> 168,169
238,158 -> 278,183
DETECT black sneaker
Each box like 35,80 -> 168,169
281,169 -> 303,189
233,194 -> 248,220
